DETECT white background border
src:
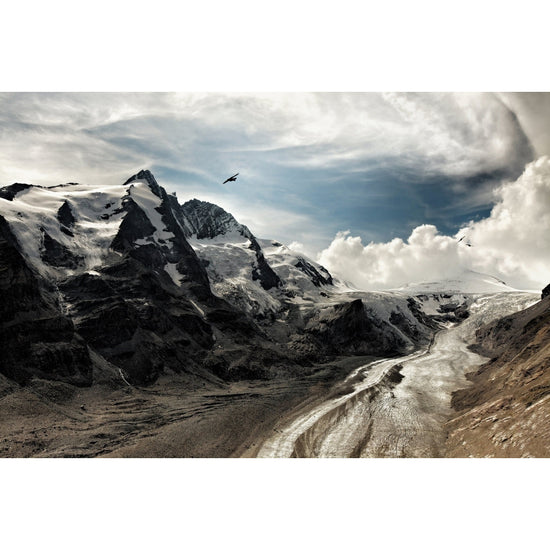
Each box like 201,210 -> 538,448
1,2 -> 549,548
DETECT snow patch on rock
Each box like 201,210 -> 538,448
128,181 -> 175,245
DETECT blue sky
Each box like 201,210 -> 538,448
0,92 -> 546,259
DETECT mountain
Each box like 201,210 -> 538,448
3,168 -> 545,459
446,289 -> 550,457
179,199 -> 281,313
0,169 -> 499,391
0,170 -> 291,384
179,198 -> 340,317
176,198 -> 455,358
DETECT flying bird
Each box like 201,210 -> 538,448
222,173 -> 239,184
458,235 -> 472,246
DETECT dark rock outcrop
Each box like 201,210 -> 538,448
59,262 -> 215,385
56,200 -> 76,228
412,294 -> 470,323
302,299 -> 408,357
294,257 -> 333,286
0,183 -> 35,201
40,230 -> 83,269
180,199 -> 241,240
542,283 -> 550,300
110,197 -> 157,253
248,235 -> 281,291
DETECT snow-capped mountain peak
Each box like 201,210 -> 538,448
394,269 -> 515,295
2,167 -> 536,392
0,170 -> 213,296
124,169 -> 163,198
0,178 -> 129,278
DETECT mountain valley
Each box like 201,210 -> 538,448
0,170 -> 547,457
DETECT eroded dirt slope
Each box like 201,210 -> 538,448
446,292 -> 550,457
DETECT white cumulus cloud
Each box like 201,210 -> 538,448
318,157 -> 550,291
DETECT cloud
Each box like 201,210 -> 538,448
0,92 -> 534,188
0,92 -> 540,259
318,157 -> 550,291
0,93 -> 163,186
499,93 -> 550,157
465,156 -> 550,288
317,226 -> 462,290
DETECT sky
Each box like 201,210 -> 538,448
1,91 -> 549,290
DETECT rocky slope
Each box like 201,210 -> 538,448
446,289 -> 550,457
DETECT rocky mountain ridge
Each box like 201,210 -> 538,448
0,169 -> 513,390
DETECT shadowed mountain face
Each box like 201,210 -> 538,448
0,216 -> 92,385
447,290 -> 550,457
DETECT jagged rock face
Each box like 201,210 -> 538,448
58,262 -> 215,385
542,283 -> 550,300
248,237 -> 281,291
294,257 -> 333,287
111,198 -> 157,253
0,171 -> 216,385
302,299 -> 409,357
176,201 -> 341,318
49,171 -> 231,384
180,199 -> 245,239
0,216 -> 93,386
0,170 -> 294,386
109,172 -> 213,301
41,230 -> 83,269
180,198 -> 281,292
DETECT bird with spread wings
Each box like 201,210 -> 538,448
222,173 -> 239,184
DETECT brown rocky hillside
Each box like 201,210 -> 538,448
446,289 -> 550,457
